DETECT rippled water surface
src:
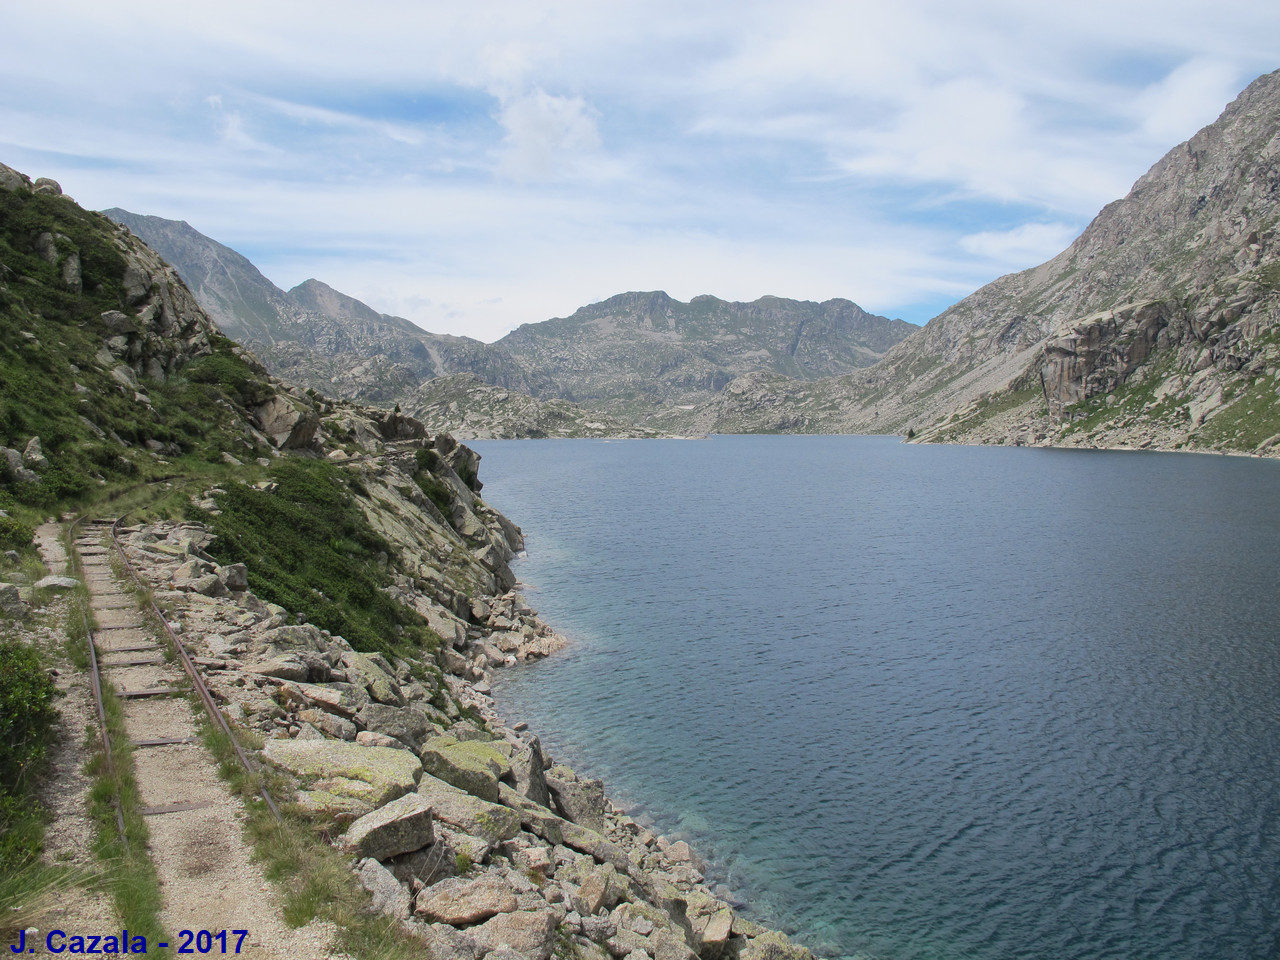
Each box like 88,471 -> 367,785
471,436 -> 1280,960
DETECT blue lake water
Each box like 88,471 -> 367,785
470,435 -> 1280,960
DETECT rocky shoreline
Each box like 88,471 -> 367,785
111,516 -> 814,960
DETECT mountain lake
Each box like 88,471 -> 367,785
471,435 -> 1280,960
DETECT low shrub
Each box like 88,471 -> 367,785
0,640 -> 58,794
0,515 -> 33,551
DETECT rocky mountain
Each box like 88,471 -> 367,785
4,162 -> 820,960
693,69 -> 1280,455
492,291 -> 913,422
99,211 -> 914,431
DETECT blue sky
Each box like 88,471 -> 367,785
3,1 -> 1279,341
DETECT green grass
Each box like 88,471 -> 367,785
1195,376 -> 1280,448
933,386 -> 1045,440
203,457 -> 443,662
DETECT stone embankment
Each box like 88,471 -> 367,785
116,521 -> 813,960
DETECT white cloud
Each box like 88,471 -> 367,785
496,89 -> 603,180
1131,58 -> 1244,145
960,223 -> 1082,267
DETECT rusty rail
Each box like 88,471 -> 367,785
106,516 -> 282,821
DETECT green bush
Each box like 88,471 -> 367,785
186,350 -> 271,408
0,640 -> 58,794
0,515 -> 33,551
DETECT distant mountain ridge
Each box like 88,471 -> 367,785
499,290 -> 913,421
101,208 -> 913,433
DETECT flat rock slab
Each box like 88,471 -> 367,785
415,874 -> 518,925
94,607 -> 146,628
416,773 -> 520,844
95,628 -> 154,649
263,739 -> 422,810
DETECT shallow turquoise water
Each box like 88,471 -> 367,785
472,436 -> 1280,960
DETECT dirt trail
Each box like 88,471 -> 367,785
67,522 -> 335,960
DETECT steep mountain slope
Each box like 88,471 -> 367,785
495,290 -> 913,421
696,69 -> 1280,454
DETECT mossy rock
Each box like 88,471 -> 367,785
416,772 -> 520,844
419,734 -> 511,802
263,739 -> 422,809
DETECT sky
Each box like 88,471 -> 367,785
3,2 -> 1279,343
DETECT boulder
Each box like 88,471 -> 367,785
262,738 -> 421,811
498,784 -> 566,845
414,874 -> 518,925
296,708 -> 357,741
22,437 -> 48,470
651,930 -> 698,960
247,655 -> 310,683
0,583 -> 25,617
253,395 -> 319,450
693,910 -> 734,959
279,680 -> 369,718
33,177 -> 61,196
467,910 -> 559,960
34,576 -> 79,591
573,863 -> 623,917
420,735 -> 510,802
345,652 -> 406,706
416,773 -> 520,844
218,562 -> 248,591
605,929 -> 651,959
510,737 -> 552,807
357,703 -> 433,753
0,447 -> 36,482
343,792 -> 435,860
256,623 -> 332,656
189,573 -> 227,598
357,857 -> 412,921
546,767 -> 606,833
738,932 -> 812,960
174,557 -> 215,580
0,163 -> 29,192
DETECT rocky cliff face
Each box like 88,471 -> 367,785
693,69 -> 1280,454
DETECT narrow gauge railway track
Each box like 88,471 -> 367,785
72,516 -> 280,823
68,516 -> 307,958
